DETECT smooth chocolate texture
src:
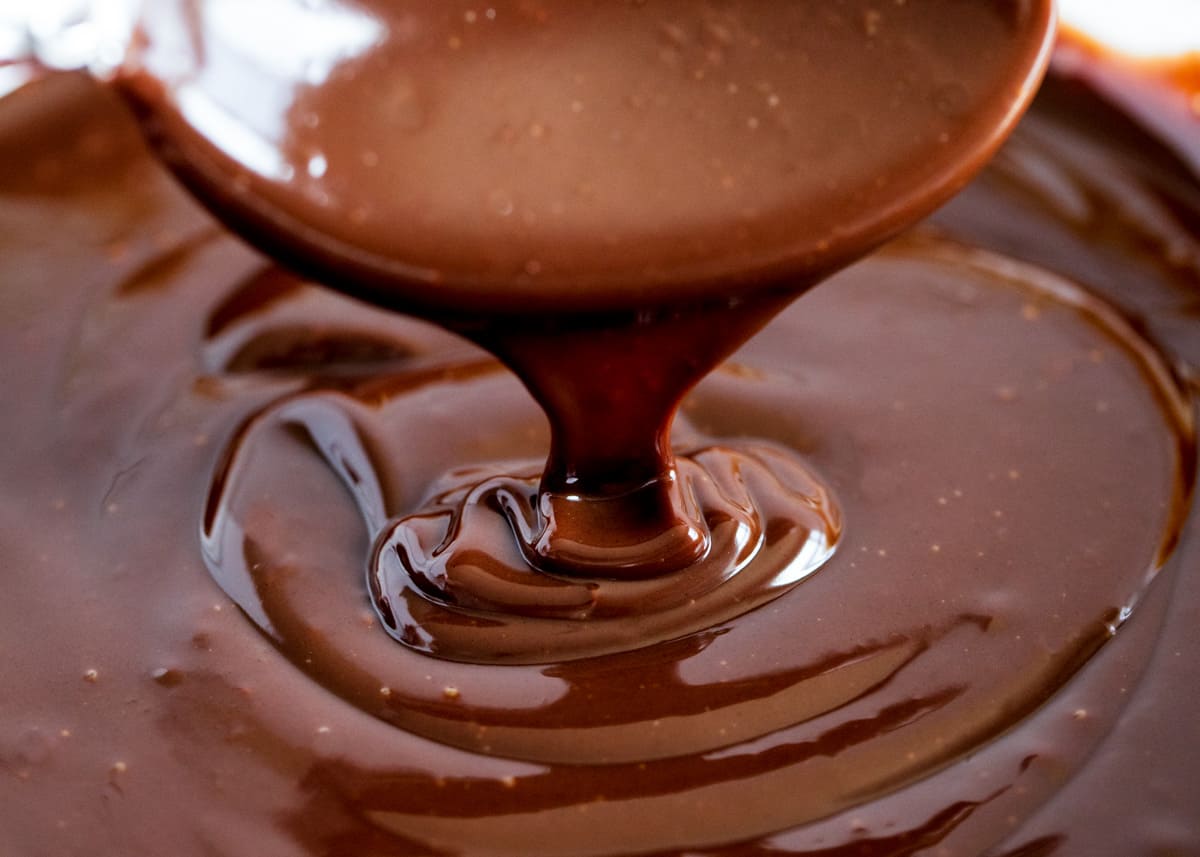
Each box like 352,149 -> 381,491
116,0 -> 1054,590
116,0 -> 1055,315
1,12 -> 1199,857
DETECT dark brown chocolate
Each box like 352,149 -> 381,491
0,14 -> 1198,857
116,0 -> 1055,610
115,0 -> 1055,314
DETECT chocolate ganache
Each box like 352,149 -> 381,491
1,6 -> 1199,857
114,0 -> 1054,662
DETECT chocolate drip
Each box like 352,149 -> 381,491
2,9 -> 1199,857
114,0 -> 1053,600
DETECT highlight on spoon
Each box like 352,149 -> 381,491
164,1 -> 1059,596
113,0 -> 1058,316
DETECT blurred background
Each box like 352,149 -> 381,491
1060,0 -> 1200,58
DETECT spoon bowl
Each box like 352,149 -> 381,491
108,0 -> 1057,318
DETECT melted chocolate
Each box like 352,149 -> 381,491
115,0 -> 1055,625
1,22 -> 1199,857
115,0 -> 1054,313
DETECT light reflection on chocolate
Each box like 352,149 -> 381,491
0,7 -> 1198,857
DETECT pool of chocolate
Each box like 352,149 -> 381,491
0,44 -> 1198,857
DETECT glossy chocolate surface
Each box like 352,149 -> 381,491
1,21 -> 1199,857
115,0 -> 1054,315
115,0 -> 1055,597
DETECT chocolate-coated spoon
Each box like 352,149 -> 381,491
7,0 -> 1056,593
5,2 -> 1057,314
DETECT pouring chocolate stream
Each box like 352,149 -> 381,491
11,0 -> 1056,649
5,11 -> 1200,855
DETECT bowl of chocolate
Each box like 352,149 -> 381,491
1,2 -> 1197,855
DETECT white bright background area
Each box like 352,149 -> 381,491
1060,0 -> 1200,58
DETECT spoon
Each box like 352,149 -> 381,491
5,1 -> 1057,589
7,0 -> 1057,318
